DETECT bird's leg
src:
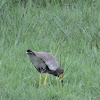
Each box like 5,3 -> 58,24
44,74 -> 48,85
39,73 -> 41,87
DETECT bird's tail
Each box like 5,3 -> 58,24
26,49 -> 35,55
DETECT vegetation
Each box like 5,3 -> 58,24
0,0 -> 100,100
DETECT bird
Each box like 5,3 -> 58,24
26,49 -> 64,86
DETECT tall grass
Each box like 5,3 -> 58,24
0,0 -> 100,100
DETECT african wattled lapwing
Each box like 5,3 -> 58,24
26,49 -> 64,86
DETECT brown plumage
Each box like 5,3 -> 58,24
26,49 -> 64,85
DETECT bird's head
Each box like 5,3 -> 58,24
55,67 -> 64,83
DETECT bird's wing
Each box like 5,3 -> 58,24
34,51 -> 59,71
27,51 -> 46,70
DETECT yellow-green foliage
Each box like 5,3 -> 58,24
0,1 -> 100,100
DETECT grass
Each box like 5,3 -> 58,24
0,0 -> 100,100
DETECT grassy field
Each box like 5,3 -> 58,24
0,0 -> 100,100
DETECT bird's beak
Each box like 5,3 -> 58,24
59,73 -> 63,84
59,73 -> 63,79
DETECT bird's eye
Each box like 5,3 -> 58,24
61,71 -> 63,73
